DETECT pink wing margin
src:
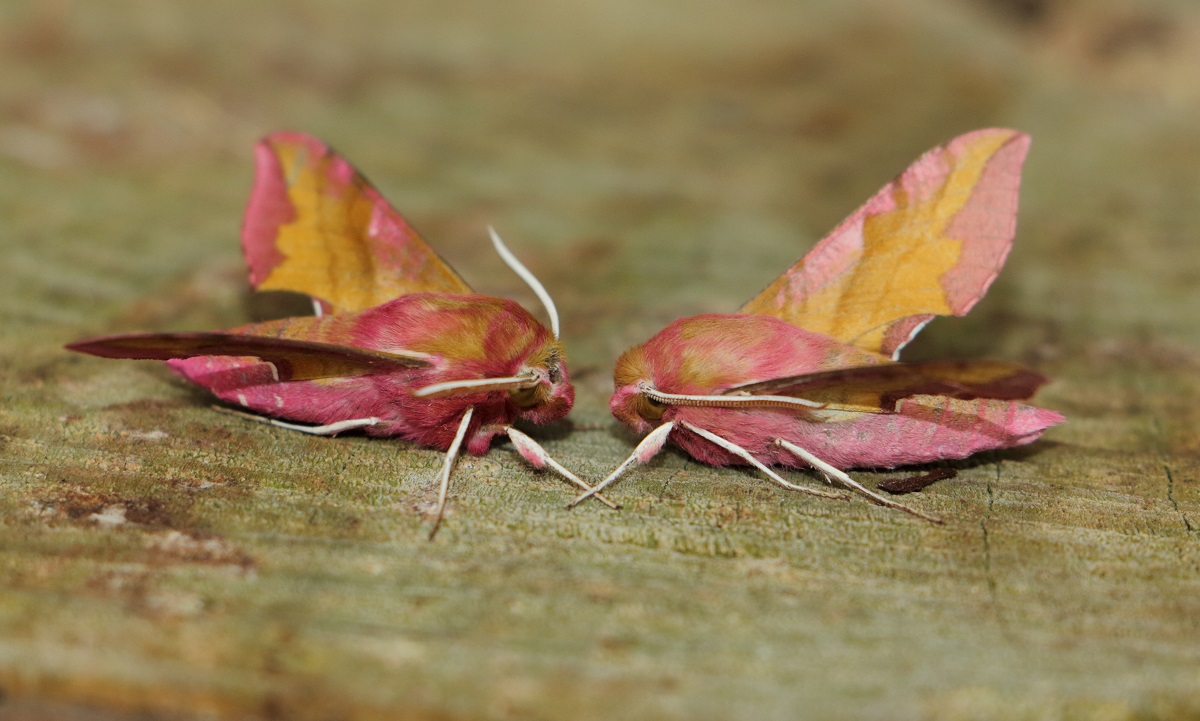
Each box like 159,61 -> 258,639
739,129 -> 1031,359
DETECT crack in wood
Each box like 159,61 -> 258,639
659,464 -> 688,503
1164,464 -> 1196,534
1153,416 -> 1195,535
981,462 -> 1017,646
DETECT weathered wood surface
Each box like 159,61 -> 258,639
2,1 -> 1198,719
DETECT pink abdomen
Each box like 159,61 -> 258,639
167,356 -> 399,430
671,397 -> 1063,470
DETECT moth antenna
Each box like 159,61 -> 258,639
413,373 -> 539,398
489,226 -> 560,338
641,384 -> 826,410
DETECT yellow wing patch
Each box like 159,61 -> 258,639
740,129 -> 1029,358
242,132 -> 471,313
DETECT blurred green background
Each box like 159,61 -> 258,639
2,1 -> 1198,719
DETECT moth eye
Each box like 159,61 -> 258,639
636,392 -> 666,421
547,365 -> 562,384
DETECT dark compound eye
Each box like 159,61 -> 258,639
547,365 -> 562,384
636,391 -> 666,421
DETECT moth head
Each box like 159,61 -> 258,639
513,337 -> 573,425
610,343 -> 666,433
483,226 -> 573,423
404,292 -> 575,425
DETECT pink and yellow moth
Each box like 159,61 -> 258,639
571,128 -> 1064,522
68,131 -> 612,537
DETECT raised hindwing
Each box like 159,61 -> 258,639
739,129 -> 1030,359
242,132 -> 472,313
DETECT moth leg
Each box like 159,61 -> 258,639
568,422 -> 676,509
213,405 -> 381,436
678,422 -> 847,500
774,439 -> 943,524
500,426 -> 620,510
428,406 -> 474,541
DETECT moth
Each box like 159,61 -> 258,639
571,128 -> 1064,522
68,131 -> 611,537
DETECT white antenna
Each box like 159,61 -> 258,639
412,373 -> 538,398
489,226 -> 560,338
641,385 -> 826,410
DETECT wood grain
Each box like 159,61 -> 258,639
1,1 -> 1198,719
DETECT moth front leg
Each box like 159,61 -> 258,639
213,405 -> 382,435
568,422 -> 676,509
498,426 -> 620,510
774,438 -> 943,524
